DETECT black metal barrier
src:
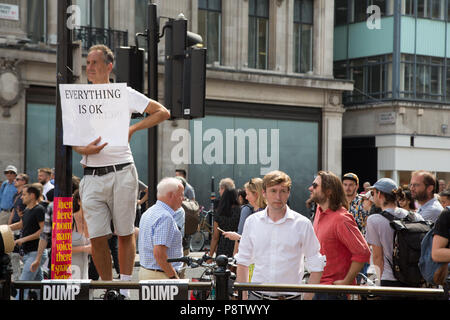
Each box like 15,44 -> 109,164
5,280 -> 212,300
1,279 -> 447,300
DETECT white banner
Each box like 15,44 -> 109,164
59,83 -> 130,147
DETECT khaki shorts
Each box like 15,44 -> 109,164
79,163 -> 138,239
138,267 -> 183,280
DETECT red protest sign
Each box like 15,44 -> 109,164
51,197 -> 73,279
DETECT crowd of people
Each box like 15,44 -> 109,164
1,43 -> 449,301
134,168 -> 449,300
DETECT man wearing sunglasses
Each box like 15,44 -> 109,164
310,171 -> 370,300
0,165 -> 18,225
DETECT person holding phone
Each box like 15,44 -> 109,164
209,188 -> 241,259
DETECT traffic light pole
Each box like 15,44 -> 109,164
147,3 -> 159,205
55,0 -> 73,198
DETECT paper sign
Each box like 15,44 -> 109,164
59,83 -> 130,147
51,197 -> 73,279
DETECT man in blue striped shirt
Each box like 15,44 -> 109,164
138,177 -> 185,280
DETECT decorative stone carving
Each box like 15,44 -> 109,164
0,59 -> 22,117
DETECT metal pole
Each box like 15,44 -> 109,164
214,255 -> 231,300
55,0 -> 73,198
147,2 -> 158,206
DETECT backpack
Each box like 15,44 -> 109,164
182,198 -> 200,236
380,210 -> 433,287
418,227 -> 449,286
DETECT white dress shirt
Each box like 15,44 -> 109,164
235,206 -> 325,287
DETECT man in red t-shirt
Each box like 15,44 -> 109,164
310,171 -> 371,300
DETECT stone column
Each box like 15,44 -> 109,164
321,92 -> 345,176
314,0 -> 334,77
46,0 -> 58,45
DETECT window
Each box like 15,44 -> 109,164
27,0 -> 46,43
335,0 -> 348,25
248,0 -> 269,69
417,0 -> 444,19
135,0 -> 147,35
404,0 -> 415,15
294,0 -> 313,73
75,0 -> 109,28
198,0 -> 222,65
401,54 -> 445,101
336,55 -> 393,104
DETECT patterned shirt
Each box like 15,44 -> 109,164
138,200 -> 183,271
40,202 -> 53,243
348,194 -> 369,236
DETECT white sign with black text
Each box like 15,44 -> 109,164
59,83 -> 130,147
0,3 -> 19,20
41,279 -> 92,300
139,279 -> 189,300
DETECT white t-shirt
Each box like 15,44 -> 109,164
80,87 -> 150,167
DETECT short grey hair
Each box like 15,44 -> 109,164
157,177 -> 183,197
219,178 -> 235,191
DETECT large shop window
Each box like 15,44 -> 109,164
186,103 -> 320,217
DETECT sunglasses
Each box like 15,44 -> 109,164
4,171 -> 15,175
15,178 -> 24,181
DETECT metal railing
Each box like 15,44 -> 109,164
72,26 -> 128,52
233,282 -> 447,299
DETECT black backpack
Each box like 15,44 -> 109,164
379,210 -> 433,287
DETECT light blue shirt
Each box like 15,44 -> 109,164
138,200 -> 183,271
418,197 -> 443,223
0,181 -> 17,210
173,206 -> 185,236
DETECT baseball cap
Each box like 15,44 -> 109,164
370,178 -> 398,195
342,172 -> 359,185
4,165 -> 17,174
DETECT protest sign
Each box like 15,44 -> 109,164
51,197 -> 73,279
59,83 -> 130,147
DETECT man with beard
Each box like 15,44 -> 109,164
342,173 -> 368,236
310,171 -> 370,300
410,170 -> 443,223
37,168 -> 54,202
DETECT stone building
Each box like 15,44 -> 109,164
335,0 -> 450,188
0,0 -> 352,214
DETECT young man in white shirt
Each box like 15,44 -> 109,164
74,45 -> 170,298
235,170 -> 325,300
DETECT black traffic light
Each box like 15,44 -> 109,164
115,46 -> 145,93
164,15 -> 206,120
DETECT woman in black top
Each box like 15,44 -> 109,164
209,188 -> 241,258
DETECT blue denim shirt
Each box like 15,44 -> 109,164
0,181 -> 17,210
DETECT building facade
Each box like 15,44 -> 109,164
335,0 -> 450,188
0,0 -> 352,214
